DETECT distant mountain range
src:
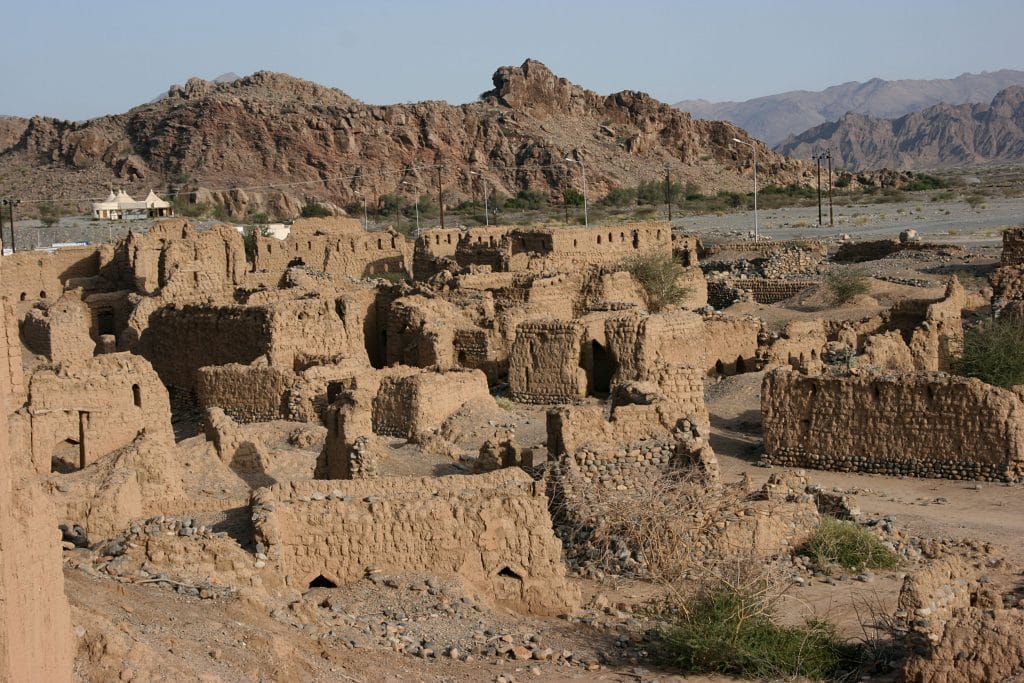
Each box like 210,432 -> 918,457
775,86 -> 1024,171
676,70 -> 1024,146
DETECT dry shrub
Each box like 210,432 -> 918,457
559,471 -> 746,583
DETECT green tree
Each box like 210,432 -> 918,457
38,202 -> 62,228
621,252 -> 691,312
563,188 -> 585,207
954,315 -> 1024,387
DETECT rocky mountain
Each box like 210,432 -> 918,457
677,70 -> 1024,146
0,60 -> 806,219
775,87 -> 1024,171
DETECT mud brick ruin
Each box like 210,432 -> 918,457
762,370 -> 1024,480
2,211 -> 1023,680
251,469 -> 580,615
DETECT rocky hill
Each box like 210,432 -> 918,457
677,70 -> 1024,146
775,87 -> 1024,171
0,61 -> 806,219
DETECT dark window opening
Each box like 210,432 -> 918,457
308,574 -> 337,589
457,350 -> 468,366
96,309 -> 115,336
39,291 -> 47,299
288,257 -> 305,268
132,384 -> 142,408
19,292 -> 27,301
632,231 -> 640,249
715,359 -> 725,376
590,340 -> 615,395
735,356 -> 747,373
497,566 -> 522,580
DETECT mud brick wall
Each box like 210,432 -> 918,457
20,296 -> 95,365
140,305 -> 271,389
251,469 -> 579,615
509,320 -> 587,403
196,364 -> 295,423
371,368 -> 492,438
604,310 -> 706,382
762,369 -> 1024,481
0,268 -> 73,682
27,353 -> 173,473
253,218 -> 411,281
703,316 -> 760,375
733,278 -> 814,304
1001,226 -> 1024,266
264,297 -> 369,370
706,279 -> 743,309
0,245 -> 105,304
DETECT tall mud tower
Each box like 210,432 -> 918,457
0,255 -> 72,681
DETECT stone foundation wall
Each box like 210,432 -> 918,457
251,469 -> 580,615
762,369 -> 1024,481
1000,226 -> 1024,266
733,278 -> 814,304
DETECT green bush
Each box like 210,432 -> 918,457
621,252 -> 690,312
825,268 -> 870,304
660,578 -> 858,680
799,518 -> 898,571
300,200 -> 332,218
954,315 -> 1024,388
903,173 -> 947,192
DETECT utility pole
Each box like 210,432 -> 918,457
814,152 -> 823,226
826,148 -> 834,227
436,166 -> 444,229
665,164 -> 673,222
2,199 -> 19,253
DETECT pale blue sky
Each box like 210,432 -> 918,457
3,0 -> 1022,120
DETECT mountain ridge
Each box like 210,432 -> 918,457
677,69 -> 1024,146
774,86 -> 1024,171
0,60 -> 806,218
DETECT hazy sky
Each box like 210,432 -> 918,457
3,0 -> 1022,120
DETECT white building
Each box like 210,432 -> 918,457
92,189 -> 173,220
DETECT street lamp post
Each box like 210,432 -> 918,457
1,199 -> 20,252
732,138 -> 759,241
470,171 -> 489,226
563,156 -> 588,227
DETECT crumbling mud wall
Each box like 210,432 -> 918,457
24,353 -> 173,474
121,220 -> 247,295
898,557 -> 1024,683
196,364 -> 295,423
1000,226 -> 1024,266
413,222 -> 672,278
508,320 -> 587,403
322,367 -> 494,478
371,368 -> 492,439
20,293 -> 95,364
139,305 -> 271,389
762,368 -> 1024,481
253,218 -> 410,281
251,469 -> 580,615
703,315 -> 760,376
0,280 -> 73,682
0,244 -> 107,304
